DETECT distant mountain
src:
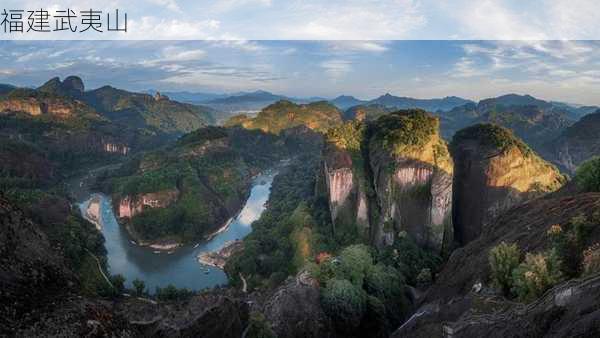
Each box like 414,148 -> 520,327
203,90 -> 329,123
442,94 -> 575,154
225,99 -> 343,134
144,90 -> 228,104
546,109 -> 600,173
83,85 -> 215,134
0,84 -> 16,96
38,76 -> 85,99
330,95 -> 367,110
207,90 -> 286,105
366,93 -> 473,112
342,104 -> 393,121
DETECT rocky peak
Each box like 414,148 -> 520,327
451,124 -> 565,245
368,110 -> 453,250
153,91 -> 169,101
63,76 -> 85,93
38,75 -> 85,98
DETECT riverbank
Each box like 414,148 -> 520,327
197,240 -> 244,269
85,195 -> 102,231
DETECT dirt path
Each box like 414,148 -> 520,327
85,249 -> 114,289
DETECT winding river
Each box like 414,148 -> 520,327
77,170 -> 276,292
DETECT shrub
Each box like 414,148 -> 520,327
574,157 -> 600,192
582,243 -> 600,276
377,236 -> 442,286
321,279 -> 366,330
511,250 -> 563,302
110,274 -> 126,294
489,242 -> 521,296
132,278 -> 146,296
155,284 -> 194,301
245,312 -> 276,338
548,216 -> 593,277
416,268 -> 433,288
364,264 -> 408,327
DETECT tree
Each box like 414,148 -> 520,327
489,242 -> 521,296
110,274 -> 126,294
338,244 -> 373,286
575,157 -> 600,192
132,278 -> 145,296
321,279 -> 366,331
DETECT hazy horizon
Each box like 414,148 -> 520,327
2,40 -> 600,105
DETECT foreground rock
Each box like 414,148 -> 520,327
118,294 -> 249,337
393,192 -> 600,337
0,196 -> 133,336
451,124 -> 565,245
263,272 -> 332,338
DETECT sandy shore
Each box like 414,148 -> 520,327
197,240 -> 243,269
85,195 -> 102,231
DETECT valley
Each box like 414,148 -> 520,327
3,74 -> 600,337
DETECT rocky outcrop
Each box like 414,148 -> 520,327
322,143 -> 371,239
0,97 -> 89,118
119,294 -> 249,337
547,110 -> 600,174
0,196 -> 133,336
451,124 -> 565,245
263,271 -> 333,338
117,189 -> 180,219
368,111 -> 453,251
321,111 -> 453,251
393,192 -> 600,338
103,142 -> 130,155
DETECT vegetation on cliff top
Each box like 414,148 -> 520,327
225,99 -> 343,134
370,109 -> 439,155
452,123 -> 534,156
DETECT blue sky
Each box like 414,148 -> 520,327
2,40 -> 600,105
0,0 -> 598,40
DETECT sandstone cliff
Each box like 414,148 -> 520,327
0,96 -> 91,118
321,121 -> 371,240
117,189 -> 180,219
451,124 -> 565,245
321,110 -> 453,252
368,111 -> 453,250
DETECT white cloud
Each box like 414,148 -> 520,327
320,59 -> 352,79
326,41 -> 389,53
149,0 -> 182,13
160,46 -> 205,62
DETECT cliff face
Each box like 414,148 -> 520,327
547,110 -> 600,174
117,189 -> 180,219
322,142 -> 370,239
0,96 -> 94,118
368,111 -> 453,250
451,124 -> 565,245
321,111 -> 453,251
